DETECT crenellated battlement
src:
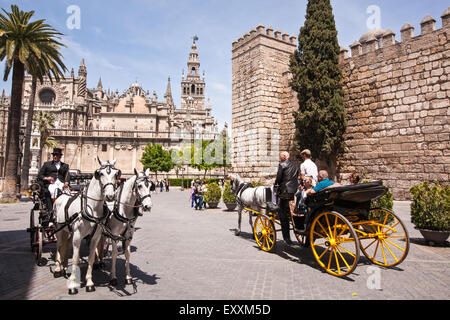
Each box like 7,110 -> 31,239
340,7 -> 450,61
232,6 -> 450,199
232,24 -> 297,52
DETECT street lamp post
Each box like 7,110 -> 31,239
17,151 -> 23,200
180,167 -> 186,191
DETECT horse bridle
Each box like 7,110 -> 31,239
95,164 -> 121,195
133,176 -> 152,204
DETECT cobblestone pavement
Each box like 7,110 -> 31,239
0,190 -> 449,300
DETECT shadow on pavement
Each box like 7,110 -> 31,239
0,229 -> 36,299
230,229 -> 359,281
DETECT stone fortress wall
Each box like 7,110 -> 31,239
231,7 -> 450,200
231,25 -> 298,182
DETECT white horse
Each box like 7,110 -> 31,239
103,168 -> 154,286
53,157 -> 121,295
229,174 -> 271,236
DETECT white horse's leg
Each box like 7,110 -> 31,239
85,227 -> 102,292
109,240 -> 118,286
54,229 -> 65,277
124,239 -> 133,285
94,235 -> 105,269
68,231 -> 82,295
235,206 -> 242,236
248,210 -> 254,235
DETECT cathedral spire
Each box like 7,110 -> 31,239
164,76 -> 174,107
181,38 -> 205,110
97,77 -> 103,89
78,58 -> 87,77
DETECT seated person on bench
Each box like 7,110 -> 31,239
294,176 -> 313,212
305,170 -> 337,196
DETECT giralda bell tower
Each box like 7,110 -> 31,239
181,36 -> 206,111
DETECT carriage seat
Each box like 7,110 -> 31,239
307,180 -> 387,207
266,202 -> 279,214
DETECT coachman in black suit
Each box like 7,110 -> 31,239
274,151 -> 299,245
37,148 -> 70,220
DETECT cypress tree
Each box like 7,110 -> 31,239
289,0 -> 346,179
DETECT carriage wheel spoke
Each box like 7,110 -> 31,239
317,221 -> 330,239
327,248 -> 333,270
333,215 -> 338,238
336,244 -> 356,258
363,239 -> 378,251
336,247 -> 351,271
325,214 -> 333,239
313,231 -> 328,240
373,239 -> 380,259
381,241 -> 387,265
334,249 -> 341,275
318,247 -> 331,261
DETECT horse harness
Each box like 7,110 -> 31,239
51,164 -> 119,236
101,175 -> 152,242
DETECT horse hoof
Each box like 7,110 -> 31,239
68,288 -> 78,295
86,285 -> 96,292
53,271 -> 63,278
109,279 -> 118,286
125,278 -> 133,285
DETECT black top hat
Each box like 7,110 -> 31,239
51,148 -> 63,155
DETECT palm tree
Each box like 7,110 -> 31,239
0,5 -> 66,201
33,110 -> 57,167
21,53 -> 67,189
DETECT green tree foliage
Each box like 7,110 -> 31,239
289,0 -> 346,178
140,143 -> 174,180
190,139 -> 217,179
0,4 -> 67,200
410,181 -> 450,231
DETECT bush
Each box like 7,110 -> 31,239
362,179 -> 393,210
410,181 -> 450,231
167,178 -> 221,189
222,181 -> 236,204
204,182 -> 222,203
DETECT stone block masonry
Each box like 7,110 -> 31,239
232,25 -> 298,183
338,8 -> 450,200
232,7 -> 450,200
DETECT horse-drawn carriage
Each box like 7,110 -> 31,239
26,173 -> 92,266
240,180 -> 410,277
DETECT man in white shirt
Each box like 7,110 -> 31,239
300,149 -> 318,186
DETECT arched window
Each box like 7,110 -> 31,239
191,67 -> 196,75
39,88 -> 56,104
200,88 -> 203,95
183,87 -> 186,95
191,84 -> 195,95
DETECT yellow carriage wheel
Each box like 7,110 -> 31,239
254,215 -> 277,253
358,209 -> 410,268
310,211 -> 360,277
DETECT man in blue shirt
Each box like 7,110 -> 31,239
306,170 -> 335,196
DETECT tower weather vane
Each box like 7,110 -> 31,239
192,35 -> 199,44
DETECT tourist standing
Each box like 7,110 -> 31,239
274,151 -> 299,246
300,149 -> 318,186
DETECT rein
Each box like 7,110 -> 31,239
102,175 -> 152,242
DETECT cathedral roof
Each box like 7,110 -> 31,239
115,95 -> 149,114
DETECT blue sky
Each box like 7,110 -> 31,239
0,0 -> 448,130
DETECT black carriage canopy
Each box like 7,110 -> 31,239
307,180 -> 387,205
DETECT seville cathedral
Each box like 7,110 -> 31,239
0,40 -> 223,181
